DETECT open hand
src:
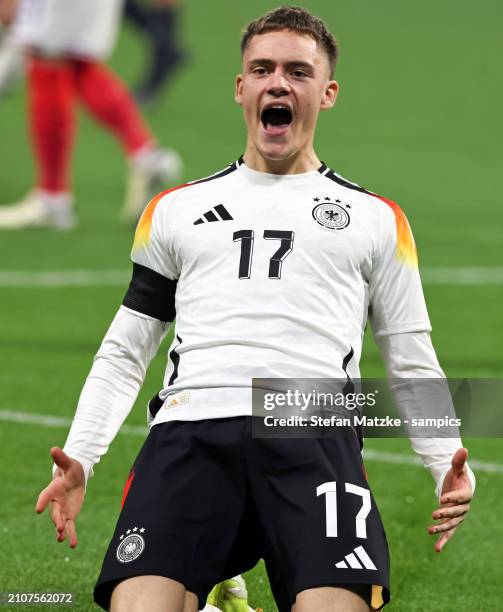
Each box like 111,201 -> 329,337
428,447 -> 473,552
35,447 -> 85,548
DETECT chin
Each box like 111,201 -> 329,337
257,142 -> 296,162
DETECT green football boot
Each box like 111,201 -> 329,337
205,575 -> 262,612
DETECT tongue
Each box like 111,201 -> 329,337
264,123 -> 290,136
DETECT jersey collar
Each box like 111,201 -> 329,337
237,155 -> 327,175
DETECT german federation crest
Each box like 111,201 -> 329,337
312,198 -> 351,230
116,528 -> 146,563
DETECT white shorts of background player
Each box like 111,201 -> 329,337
11,0 -> 124,60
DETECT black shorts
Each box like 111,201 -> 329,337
94,417 -> 390,611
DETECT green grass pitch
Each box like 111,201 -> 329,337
0,1 -> 502,610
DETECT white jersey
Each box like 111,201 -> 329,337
124,158 -> 432,425
12,0 -> 123,60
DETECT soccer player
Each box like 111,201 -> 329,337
35,7 -> 475,611
0,0 -> 181,229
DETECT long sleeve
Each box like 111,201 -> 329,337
367,197 -> 475,498
375,331 -> 476,498
57,306 -> 168,485
58,189 -> 181,486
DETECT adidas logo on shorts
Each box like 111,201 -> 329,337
194,204 -> 233,225
335,545 -> 377,570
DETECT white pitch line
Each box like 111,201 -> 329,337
1,409 -> 502,475
0,267 -> 503,287
0,270 -> 130,287
362,448 -> 503,475
0,409 -> 146,436
421,267 -> 503,285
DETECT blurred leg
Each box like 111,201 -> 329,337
73,59 -> 153,156
0,54 -> 76,228
28,55 -> 76,193
124,0 -> 150,29
134,0 -> 185,103
71,58 -> 182,221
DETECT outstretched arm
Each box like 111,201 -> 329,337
35,306 -> 168,546
367,196 -> 474,551
376,331 -> 474,551
36,188 -> 181,546
57,306 -> 167,484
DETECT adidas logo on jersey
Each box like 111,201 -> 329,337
194,204 -> 233,225
335,545 -> 377,570
166,391 -> 190,408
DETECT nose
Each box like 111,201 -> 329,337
266,68 -> 290,97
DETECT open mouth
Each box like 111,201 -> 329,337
260,105 -> 293,136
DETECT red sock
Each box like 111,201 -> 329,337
73,60 -> 153,156
28,57 -> 76,193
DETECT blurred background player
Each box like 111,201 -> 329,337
0,0 -> 182,229
0,0 -> 186,103
0,0 -> 186,104
124,0 -> 186,104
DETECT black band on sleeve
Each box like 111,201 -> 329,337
122,263 -> 177,322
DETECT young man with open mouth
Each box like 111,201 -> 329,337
36,7 -> 474,611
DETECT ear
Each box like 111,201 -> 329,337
320,80 -> 339,111
235,74 -> 244,105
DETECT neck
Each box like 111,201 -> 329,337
243,143 -> 321,175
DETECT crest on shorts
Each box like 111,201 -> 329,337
116,527 -> 146,563
312,197 -> 351,231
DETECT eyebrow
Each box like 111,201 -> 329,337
247,59 -> 315,73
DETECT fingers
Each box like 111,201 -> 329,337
451,447 -> 468,475
432,503 -> 470,520
65,519 -> 78,548
50,502 -> 66,534
55,525 -> 66,543
50,504 -> 78,547
50,447 -> 72,472
435,528 -> 455,553
428,479 -> 472,552
35,480 -> 60,514
440,487 -> 472,505
428,514 -> 465,535
36,449 -> 82,549
49,502 -> 66,543
35,490 -> 49,514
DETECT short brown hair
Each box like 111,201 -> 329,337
241,6 -> 338,77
